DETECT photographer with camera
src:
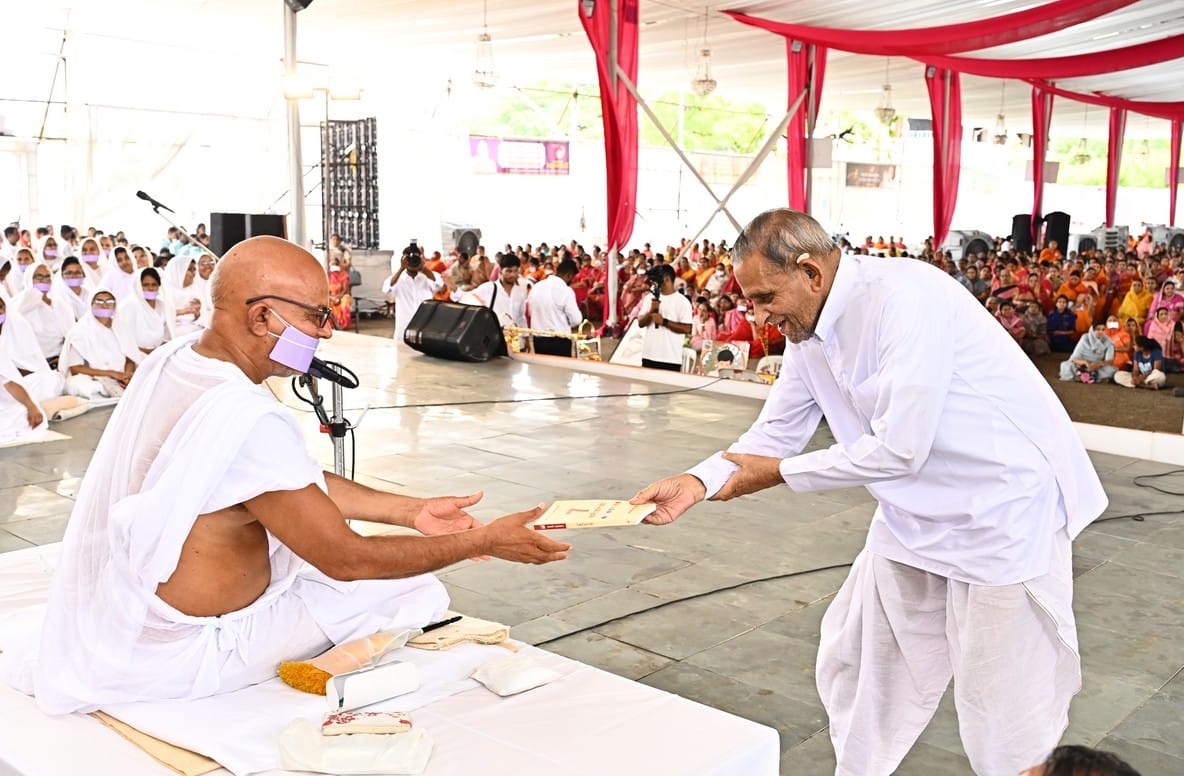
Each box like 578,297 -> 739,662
636,263 -> 693,371
383,240 -> 443,347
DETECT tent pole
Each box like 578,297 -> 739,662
283,1 -> 307,250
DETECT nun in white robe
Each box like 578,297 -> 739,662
14,263 -> 74,363
0,351 -> 48,445
0,259 -> 19,299
163,255 -> 203,336
54,257 -> 93,321
115,267 -> 175,356
77,238 -> 108,286
0,300 -> 65,403
99,246 -> 138,301
35,237 -> 63,272
59,289 -> 142,399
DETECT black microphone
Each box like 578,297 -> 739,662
308,357 -> 360,389
135,190 -> 175,214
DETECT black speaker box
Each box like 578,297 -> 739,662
209,213 -> 288,256
1011,214 -> 1033,255
1043,211 -> 1070,251
403,300 -> 506,362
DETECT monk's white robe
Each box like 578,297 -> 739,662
0,351 -> 49,444
3,334 -> 447,714
0,311 -> 65,403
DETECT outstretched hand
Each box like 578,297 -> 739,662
413,491 -> 484,536
712,453 -> 784,501
631,474 -> 706,525
483,505 -> 572,565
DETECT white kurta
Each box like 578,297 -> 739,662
686,254 -> 1106,776
466,279 -> 527,327
384,270 -> 444,346
526,275 -> 581,333
5,336 -> 447,714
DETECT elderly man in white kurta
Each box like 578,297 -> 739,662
1,236 -> 570,715
634,209 -> 1105,776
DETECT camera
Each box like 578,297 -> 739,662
404,239 -> 423,268
645,265 -> 667,300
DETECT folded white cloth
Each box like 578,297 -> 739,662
471,653 -> 564,697
280,718 -> 432,774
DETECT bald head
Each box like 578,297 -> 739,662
209,236 -> 327,310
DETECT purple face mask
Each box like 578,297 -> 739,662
92,308 -> 114,319
43,249 -> 57,258
17,264 -> 29,273
65,278 -> 85,288
143,290 -> 159,301
84,255 -> 99,263
266,308 -> 319,373
0,314 -> 6,325
33,282 -> 51,293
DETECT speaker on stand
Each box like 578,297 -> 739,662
1043,211 -> 1070,252
1011,214 -> 1033,255
209,212 -> 288,256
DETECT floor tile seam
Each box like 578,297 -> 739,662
1092,557 -> 1184,583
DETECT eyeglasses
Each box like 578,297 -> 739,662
92,299 -> 117,307
245,295 -> 333,329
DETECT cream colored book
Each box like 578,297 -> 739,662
531,500 -> 656,530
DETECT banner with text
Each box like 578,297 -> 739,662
469,136 -> 570,175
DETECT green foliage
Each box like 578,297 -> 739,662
1049,137 -> 1172,188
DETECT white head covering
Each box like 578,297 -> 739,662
52,258 -> 93,322
0,258 -> 17,300
163,256 -> 202,334
11,247 -> 39,293
58,288 -> 143,375
115,267 -> 175,352
77,238 -> 108,285
0,307 -> 53,375
99,248 -> 138,301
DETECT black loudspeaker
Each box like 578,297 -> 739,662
209,213 -> 288,256
1044,211 -> 1070,250
1011,214 -> 1033,255
403,300 -> 506,362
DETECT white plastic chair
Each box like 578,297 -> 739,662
681,347 -> 698,373
756,355 -> 783,376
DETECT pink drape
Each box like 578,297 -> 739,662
1106,107 -> 1126,227
1170,120 -> 1181,227
578,0 -> 639,249
1031,87 -> 1054,244
925,67 -> 962,247
920,33 -> 1184,79
786,40 -> 827,213
1025,79 -> 1184,123
723,0 -> 1137,56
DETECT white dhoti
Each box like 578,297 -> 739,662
64,374 -> 123,399
20,371 -> 65,404
816,529 -> 1078,776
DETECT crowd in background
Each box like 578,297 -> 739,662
0,221 -> 217,443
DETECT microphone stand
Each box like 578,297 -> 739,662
294,359 -> 364,479
135,193 -> 220,261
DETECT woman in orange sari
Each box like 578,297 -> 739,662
328,261 -> 352,330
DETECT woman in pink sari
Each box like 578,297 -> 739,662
328,260 -> 352,330
1146,278 -> 1182,334
689,298 -> 717,353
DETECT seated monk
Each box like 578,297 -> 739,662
1038,240 -> 1063,265
7,236 -> 570,715
1055,271 -> 1089,303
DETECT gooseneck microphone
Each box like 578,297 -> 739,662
135,190 -> 175,214
308,357 -> 360,389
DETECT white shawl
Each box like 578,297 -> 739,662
27,334 -> 323,712
100,265 -> 137,302
53,262 -> 94,321
115,268 -> 175,352
15,264 -> 75,349
59,289 -> 143,374
77,239 -> 108,285
0,310 -> 53,375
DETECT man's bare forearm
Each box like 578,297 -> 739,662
337,529 -> 489,581
325,472 -> 422,528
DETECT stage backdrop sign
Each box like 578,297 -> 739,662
470,136 -> 570,175
845,163 -> 897,188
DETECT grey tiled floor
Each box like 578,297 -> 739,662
2,332 -> 1181,776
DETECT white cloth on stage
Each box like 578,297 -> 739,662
3,334 -> 447,714
0,311 -> 64,402
817,528 -> 1079,776
385,270 -> 444,346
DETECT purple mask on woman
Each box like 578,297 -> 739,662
92,308 -> 114,319
143,290 -> 159,301
33,282 -> 51,293
43,249 -> 58,258
65,278 -> 85,288
0,314 -> 6,325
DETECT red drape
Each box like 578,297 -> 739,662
1105,107 -> 1126,228
723,0 -> 1137,56
578,0 -> 639,249
1025,79 -> 1184,122
925,67 -> 962,247
786,40 -> 827,213
1170,120 -> 1181,227
1031,87 -> 1054,244
919,34 -> 1184,79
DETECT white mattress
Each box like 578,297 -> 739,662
0,544 -> 779,776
